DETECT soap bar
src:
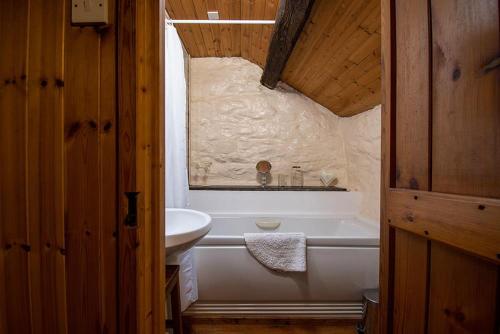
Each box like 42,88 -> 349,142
320,171 -> 337,186
255,220 -> 281,230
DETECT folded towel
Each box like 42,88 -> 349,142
244,233 -> 306,272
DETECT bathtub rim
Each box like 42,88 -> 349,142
196,213 -> 380,247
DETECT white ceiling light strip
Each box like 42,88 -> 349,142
166,19 -> 275,25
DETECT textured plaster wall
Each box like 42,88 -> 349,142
189,57 -> 348,187
189,57 -> 380,221
340,105 -> 381,221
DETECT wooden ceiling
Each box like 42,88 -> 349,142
166,0 -> 381,117
283,0 -> 381,116
165,0 -> 279,68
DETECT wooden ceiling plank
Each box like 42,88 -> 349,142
314,54 -> 380,99
249,0 -> 266,67
283,0 -> 352,80
291,0 -> 377,88
339,51 -> 381,84
283,0 -> 361,82
308,29 -> 373,95
228,0 -> 241,56
211,0 -> 229,55
336,90 -> 380,116
326,39 -> 381,90
187,0 -> 218,57
166,1 -> 202,56
359,5 -> 381,35
356,65 -> 381,87
258,0 -> 279,67
336,75 -> 379,105
348,32 -> 381,65
203,0 -> 224,56
256,0 -> 270,67
285,16 -> 365,87
309,67 -> 380,117
172,0 -> 209,56
261,0 -> 316,88
309,30 -> 379,96
240,1 -> 251,60
325,78 -> 380,116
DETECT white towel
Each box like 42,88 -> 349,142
244,233 -> 306,272
166,249 -> 198,311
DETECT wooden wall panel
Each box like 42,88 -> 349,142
165,0 -> 279,67
64,16 -> 103,334
392,230 -> 428,334
394,0 -> 430,190
0,0 -> 117,332
428,242 -> 498,333
99,1 -> 118,331
431,0 -> 500,198
0,1 -> 32,332
27,1 -> 68,333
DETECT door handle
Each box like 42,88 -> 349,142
481,56 -> 500,74
124,192 -> 140,227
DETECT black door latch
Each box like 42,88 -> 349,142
124,192 -> 140,227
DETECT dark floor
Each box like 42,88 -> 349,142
182,317 -> 357,334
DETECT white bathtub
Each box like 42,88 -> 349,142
186,191 -> 380,318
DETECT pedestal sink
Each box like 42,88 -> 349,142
166,208 -> 211,257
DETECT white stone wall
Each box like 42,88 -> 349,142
189,57 -> 348,187
189,57 -> 380,221
340,105 -> 381,221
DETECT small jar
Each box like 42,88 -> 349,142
278,174 -> 288,187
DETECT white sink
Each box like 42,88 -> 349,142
166,208 -> 211,257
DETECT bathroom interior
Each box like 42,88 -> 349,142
164,0 -> 381,332
2,0 -> 499,333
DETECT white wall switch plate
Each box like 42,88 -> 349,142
72,0 -> 108,25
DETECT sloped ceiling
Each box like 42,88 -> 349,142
166,0 -> 381,117
165,0 -> 279,68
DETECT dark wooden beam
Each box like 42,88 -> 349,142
260,0 -> 315,89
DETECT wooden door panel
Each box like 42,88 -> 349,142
0,0 -> 118,332
28,1 -> 68,332
428,242 -> 498,333
431,0 -> 500,198
393,230 -> 428,333
0,1 -> 34,332
388,189 -> 500,262
382,0 -> 500,332
118,0 -> 165,332
64,14 -> 103,334
395,0 -> 430,190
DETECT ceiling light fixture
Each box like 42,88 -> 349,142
207,11 -> 219,20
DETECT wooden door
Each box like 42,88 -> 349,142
0,0 -> 165,333
380,0 -> 500,333
117,0 -> 166,333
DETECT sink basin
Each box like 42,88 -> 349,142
166,208 -> 211,257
